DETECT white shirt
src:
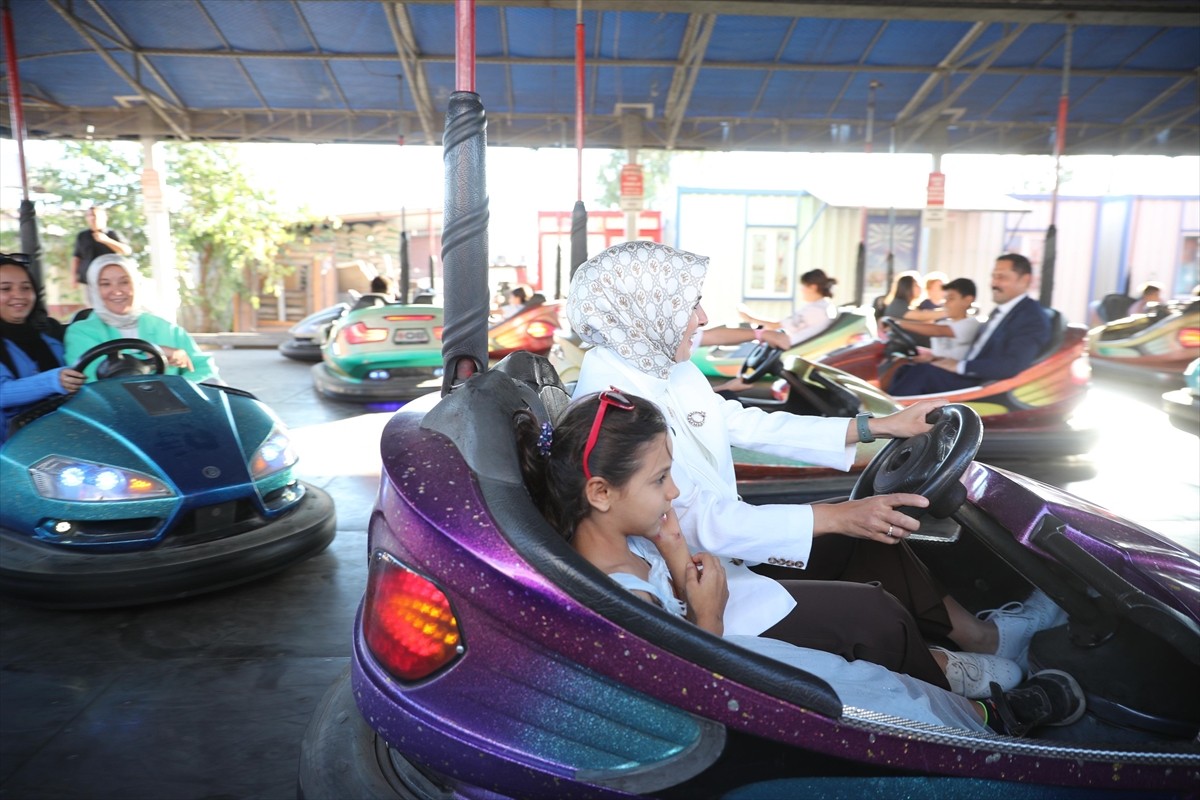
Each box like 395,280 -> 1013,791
780,299 -> 835,346
930,316 -> 981,361
575,346 -> 856,635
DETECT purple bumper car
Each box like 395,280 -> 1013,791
299,352 -> 1199,799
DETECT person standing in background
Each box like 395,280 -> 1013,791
72,206 -> 132,288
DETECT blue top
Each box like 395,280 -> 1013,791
0,334 -> 70,444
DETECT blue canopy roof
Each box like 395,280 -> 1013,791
3,0 -> 1197,155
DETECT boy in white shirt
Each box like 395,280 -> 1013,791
890,278 -> 980,363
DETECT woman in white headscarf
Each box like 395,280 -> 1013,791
567,241 -> 1066,689
65,254 -> 219,383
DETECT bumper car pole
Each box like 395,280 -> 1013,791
440,0 -> 490,394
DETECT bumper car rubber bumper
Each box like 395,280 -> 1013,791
311,362 -> 441,402
0,483 -> 336,609
279,339 -> 324,362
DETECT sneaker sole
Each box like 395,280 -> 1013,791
1030,669 -> 1087,727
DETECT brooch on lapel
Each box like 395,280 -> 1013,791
686,411 -> 706,428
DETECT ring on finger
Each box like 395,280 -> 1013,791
886,524 -> 895,537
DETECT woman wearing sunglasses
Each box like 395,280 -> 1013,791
0,253 -> 85,443
565,241 -> 1067,693
513,390 -> 1083,731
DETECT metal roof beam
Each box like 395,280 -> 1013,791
397,0 -> 1200,27
290,0 -> 353,111
190,0 -> 274,114
384,2 -> 440,145
664,13 -> 717,149
87,0 -> 187,109
53,46 -> 1191,83
901,22 -> 1028,149
45,0 -> 191,140
895,22 -> 988,124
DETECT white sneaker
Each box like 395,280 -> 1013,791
934,648 -> 1023,699
978,589 -> 1068,672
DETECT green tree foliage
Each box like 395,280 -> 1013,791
25,141 -> 146,301
166,143 -> 294,331
596,150 -> 672,210
18,140 -> 294,331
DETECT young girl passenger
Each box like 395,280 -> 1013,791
513,390 -> 1085,735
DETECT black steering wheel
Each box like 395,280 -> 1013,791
881,317 -> 921,357
74,338 -> 167,379
738,340 -> 785,384
849,403 -> 983,520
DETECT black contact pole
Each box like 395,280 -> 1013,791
570,199 -> 588,278
398,209 -> 410,303
554,243 -> 563,299
439,0 -> 489,394
569,2 -> 588,279
3,1 -> 42,283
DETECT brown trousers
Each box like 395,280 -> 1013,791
755,534 -> 952,690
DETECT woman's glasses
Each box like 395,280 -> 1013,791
582,387 -> 634,480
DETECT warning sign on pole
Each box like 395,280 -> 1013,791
619,163 -> 644,211
924,171 -> 946,228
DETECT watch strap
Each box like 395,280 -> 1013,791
856,412 -> 875,443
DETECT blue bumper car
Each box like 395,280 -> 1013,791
1,339 -> 337,608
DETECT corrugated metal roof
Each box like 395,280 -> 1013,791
2,1 -> 1197,155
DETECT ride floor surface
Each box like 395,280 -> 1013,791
1,348 -> 1196,800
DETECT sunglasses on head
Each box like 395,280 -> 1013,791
582,387 -> 635,481
0,253 -> 32,267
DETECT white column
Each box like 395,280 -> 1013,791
140,137 -> 179,323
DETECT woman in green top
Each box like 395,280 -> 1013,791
65,254 -> 220,383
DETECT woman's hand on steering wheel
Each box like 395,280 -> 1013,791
161,346 -> 194,372
58,368 -> 85,393
869,398 -> 946,440
812,493 -> 930,544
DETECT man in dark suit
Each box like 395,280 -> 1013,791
888,253 -> 1050,395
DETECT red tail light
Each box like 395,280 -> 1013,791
525,321 -> 555,339
342,322 -> 388,345
383,313 -> 438,322
1178,327 -> 1200,348
363,552 -> 463,681
433,326 -> 444,340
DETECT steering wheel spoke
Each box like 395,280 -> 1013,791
882,317 -> 921,357
850,404 -> 983,520
738,340 -> 785,384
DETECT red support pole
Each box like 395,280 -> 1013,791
2,2 -> 30,201
455,0 -> 475,93
575,9 -> 585,202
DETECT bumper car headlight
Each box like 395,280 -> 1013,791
30,456 -> 175,502
250,427 -> 298,479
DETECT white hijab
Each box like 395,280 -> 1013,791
566,241 -> 709,380
86,254 -> 145,330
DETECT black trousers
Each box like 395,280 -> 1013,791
755,534 -> 952,690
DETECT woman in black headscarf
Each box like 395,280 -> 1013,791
0,253 -> 84,443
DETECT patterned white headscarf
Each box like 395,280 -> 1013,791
566,241 -> 709,379
86,254 -> 145,330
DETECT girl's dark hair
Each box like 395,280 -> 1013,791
799,268 -> 836,298
885,271 -> 920,305
514,391 -> 668,539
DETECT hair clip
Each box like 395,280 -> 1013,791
537,421 -> 554,457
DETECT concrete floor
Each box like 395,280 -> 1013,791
1,347 -> 1196,800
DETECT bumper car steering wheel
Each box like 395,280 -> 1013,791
739,340 -> 786,384
74,338 -> 167,379
881,317 -> 921,357
849,403 -> 982,520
